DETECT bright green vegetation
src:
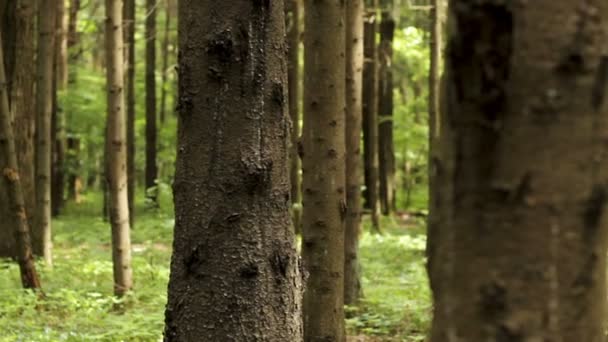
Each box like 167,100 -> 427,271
0,194 -> 430,342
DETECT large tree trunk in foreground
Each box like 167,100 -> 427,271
428,1 -> 608,341
145,0 -> 158,205
0,0 -> 38,258
0,31 -> 41,290
104,0 -> 133,297
124,0 -> 136,226
377,12 -> 395,216
164,1 -> 303,340
302,0 -> 346,340
362,10 -> 380,232
36,0 -> 57,266
344,0 -> 364,306
286,0 -> 302,234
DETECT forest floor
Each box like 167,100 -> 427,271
0,192 -> 430,342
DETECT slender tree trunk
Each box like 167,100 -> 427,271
0,0 -> 38,258
52,0 -> 69,217
67,0 -> 80,51
0,38 -> 41,290
104,0 -> 133,297
36,0 -> 56,266
302,0 -> 346,340
362,9 -> 380,232
145,0 -> 158,205
344,0 -> 364,306
164,1 -> 303,340
159,0 -> 171,125
428,1 -> 608,341
124,0 -> 136,227
286,0 -> 302,234
56,0 -> 68,89
377,11 -> 395,216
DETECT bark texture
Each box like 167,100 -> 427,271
104,0 -> 133,297
344,0 -> 364,305
0,30 -> 41,290
428,1 -> 608,341
164,1 -> 303,341
0,0 -> 38,257
301,0 -> 346,340
145,0 -> 158,203
362,11 -> 380,231
377,12 -> 395,216
36,0 -> 57,266
124,0 -> 135,226
286,0 -> 302,234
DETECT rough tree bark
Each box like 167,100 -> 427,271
301,0 -> 346,340
164,1 -> 303,340
104,0 -> 133,297
286,0 -> 302,234
377,11 -> 395,216
428,1 -> 608,341
124,0 -> 135,226
362,9 -> 380,232
0,37 -> 41,290
344,0 -> 364,306
36,0 -> 57,266
145,0 -> 158,205
0,0 -> 38,258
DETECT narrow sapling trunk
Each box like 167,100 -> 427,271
104,0 -> 133,297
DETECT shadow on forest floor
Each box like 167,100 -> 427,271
0,192 -> 430,341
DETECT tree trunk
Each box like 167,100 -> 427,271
52,0 -> 68,217
0,0 -> 38,258
56,0 -> 68,89
159,0 -> 172,125
428,1 -> 608,341
302,0 -> 346,340
145,0 -> 158,205
124,0 -> 135,226
362,10 -> 380,232
67,0 -> 80,52
377,11 -> 395,216
344,0 -> 364,306
104,0 -> 133,297
286,0 -> 301,234
36,0 -> 56,266
0,37 -> 41,290
164,1 -> 303,340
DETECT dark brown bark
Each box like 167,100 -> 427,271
286,0 -> 301,234
301,0 -> 346,340
377,11 -> 395,216
0,29 -> 41,290
362,11 -> 380,232
145,0 -> 158,204
0,0 -> 38,257
164,1 -> 303,340
344,0 -> 364,306
428,1 -> 608,341
124,0 -> 135,226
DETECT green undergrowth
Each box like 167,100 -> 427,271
0,192 -> 430,341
